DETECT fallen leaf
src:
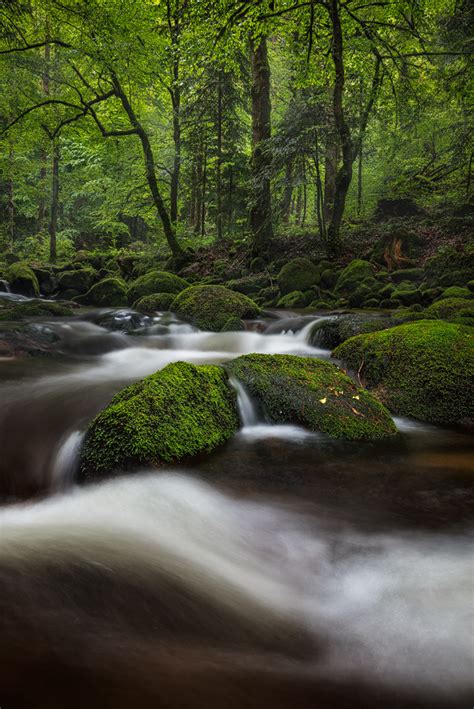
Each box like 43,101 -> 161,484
319,397 -> 327,404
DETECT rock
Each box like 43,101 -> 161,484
0,323 -> 60,357
127,270 -> 188,305
57,268 -> 96,295
390,283 -> 423,306
424,245 -> 474,287
172,285 -> 260,331
276,291 -> 307,308
333,321 -> 474,424
5,262 -> 40,297
371,226 -> 423,270
221,316 -> 245,332
134,293 -> 176,313
334,260 -> 374,294
81,362 -> 239,477
75,277 -> 128,307
0,299 -> 74,321
226,354 -> 396,440
424,297 -> 474,325
227,273 -> 271,295
309,314 -> 392,349
277,258 -> 320,295
390,268 -> 424,284
437,286 -> 472,301
319,268 -> 337,289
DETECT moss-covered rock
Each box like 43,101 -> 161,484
127,270 -> 189,305
390,267 -> 424,284
277,258 -> 320,295
437,286 -> 472,301
319,268 -> 337,289
424,245 -> 474,287
57,267 -> 95,295
424,297 -> 474,321
134,292 -> 176,313
226,354 -> 395,440
75,277 -> 128,307
334,259 -> 374,294
310,314 -> 392,349
172,284 -> 260,331
0,299 -> 73,321
5,262 -> 40,297
221,316 -> 245,332
277,291 -> 307,308
390,283 -> 423,306
227,273 -> 271,295
334,321 -> 474,424
81,361 -> 239,477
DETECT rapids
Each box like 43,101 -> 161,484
0,307 -> 472,708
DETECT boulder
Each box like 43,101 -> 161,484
5,262 -> 40,297
134,292 -> 176,313
81,362 -> 239,477
333,321 -> 474,424
0,299 -> 73,321
75,277 -> 128,307
127,270 -> 188,305
334,260 -> 374,294
172,285 -> 260,331
57,268 -> 96,295
277,291 -> 307,308
277,258 -> 320,295
226,354 -> 396,440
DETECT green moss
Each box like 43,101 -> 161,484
0,299 -> 73,321
424,245 -> 474,287
221,316 -> 245,332
319,268 -> 337,289
5,262 -> 40,297
437,286 -> 472,301
134,292 -> 175,313
81,361 -> 239,477
277,258 -> 320,295
226,354 -> 395,440
334,259 -> 374,294
277,290 -> 307,308
391,268 -> 424,283
227,273 -> 271,295
390,284 -> 423,306
334,320 -> 474,424
424,297 -> 474,321
127,270 -> 189,305
75,277 -> 128,307
57,267 -> 95,294
172,284 -> 260,331
468,280 -> 474,293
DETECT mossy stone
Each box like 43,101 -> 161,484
277,291 -> 307,308
424,297 -> 474,321
320,268 -> 337,289
5,262 -> 40,297
334,260 -> 374,294
0,299 -> 73,321
134,292 -> 175,313
334,320 -> 474,424
75,277 -> 128,307
277,258 -> 320,295
221,316 -> 245,332
172,284 -> 260,331
57,268 -> 96,295
127,270 -> 189,305
81,362 -> 239,478
227,273 -> 271,295
391,268 -> 424,284
437,286 -> 472,301
226,354 -> 395,440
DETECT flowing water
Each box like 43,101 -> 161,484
0,307 -> 472,709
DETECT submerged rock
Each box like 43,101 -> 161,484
226,353 -> 396,440
81,362 -> 239,477
333,320 -> 474,424
172,284 -> 260,331
127,270 -> 188,305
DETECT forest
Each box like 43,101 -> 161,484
0,1 -> 473,708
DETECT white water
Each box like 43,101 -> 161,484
52,430 -> 85,488
0,472 -> 472,695
229,376 -> 261,426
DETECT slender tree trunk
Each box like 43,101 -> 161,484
170,71 -> 180,224
280,159 -> 293,224
201,136 -> 207,239
249,35 -> 274,256
314,134 -> 326,241
113,77 -> 183,257
194,148 -> 203,235
49,140 -> 60,263
38,42 -> 50,233
7,143 -> 14,250
216,72 -> 223,239
227,165 -> 234,231
357,140 -> 363,216
467,151 -> 473,198
323,101 -> 338,224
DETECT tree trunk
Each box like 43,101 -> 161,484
280,159 -> 293,224
7,143 -> 14,250
323,114 -> 338,225
216,72 -> 223,239
170,68 -> 180,224
37,42 -> 50,232
249,35 -> 274,256
49,140 -> 60,263
201,136 -> 207,239
113,77 -> 183,257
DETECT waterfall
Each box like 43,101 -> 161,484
0,279 -> 11,293
52,430 -> 85,487
228,376 -> 260,427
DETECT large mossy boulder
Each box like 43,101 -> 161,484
277,258 -> 320,295
333,321 -> 474,424
75,277 -> 128,307
172,284 -> 260,331
127,270 -> 189,305
277,290 -> 307,308
134,292 -> 176,313
5,262 -> 40,297
227,273 -> 271,295
424,245 -> 474,288
424,297 -> 474,323
334,259 -> 374,294
57,267 -> 96,295
81,362 -> 239,478
226,354 -> 396,440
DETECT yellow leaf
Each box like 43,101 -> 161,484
319,397 -> 327,404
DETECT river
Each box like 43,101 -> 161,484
0,306 -> 472,708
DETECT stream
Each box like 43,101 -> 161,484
0,305 -> 472,708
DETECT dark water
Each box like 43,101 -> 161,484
0,308 -> 472,709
